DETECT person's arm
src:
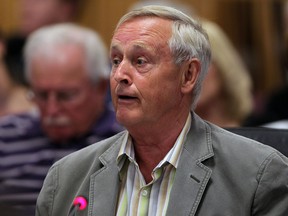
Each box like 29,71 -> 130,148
252,152 -> 288,215
36,165 -> 58,216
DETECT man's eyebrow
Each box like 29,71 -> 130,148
110,44 -> 120,52
110,43 -> 154,55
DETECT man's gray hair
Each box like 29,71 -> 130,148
114,5 -> 211,109
24,23 -> 110,84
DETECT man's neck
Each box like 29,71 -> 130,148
129,112 -> 190,182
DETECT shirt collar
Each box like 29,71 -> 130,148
117,113 -> 191,170
159,113 -> 191,168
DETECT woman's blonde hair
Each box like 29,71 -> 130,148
202,20 -> 253,123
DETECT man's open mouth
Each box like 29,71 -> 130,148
118,95 -> 137,100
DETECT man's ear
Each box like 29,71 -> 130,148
181,58 -> 201,94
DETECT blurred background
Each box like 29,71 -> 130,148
0,0 -> 287,121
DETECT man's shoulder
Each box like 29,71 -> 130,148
208,123 -> 282,160
191,113 -> 279,158
53,131 -> 127,169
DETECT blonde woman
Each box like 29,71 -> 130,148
195,20 -> 253,127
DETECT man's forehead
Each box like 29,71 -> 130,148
111,17 -> 172,47
110,42 -> 154,55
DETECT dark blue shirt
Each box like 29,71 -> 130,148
0,107 -> 123,215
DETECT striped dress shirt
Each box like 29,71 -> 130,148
116,114 -> 191,216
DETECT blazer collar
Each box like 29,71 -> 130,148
87,132 -> 127,216
167,112 -> 214,216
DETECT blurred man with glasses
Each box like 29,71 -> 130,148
0,23 -> 122,215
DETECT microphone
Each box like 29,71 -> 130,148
68,196 -> 87,216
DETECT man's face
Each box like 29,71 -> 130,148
110,17 -> 185,130
30,45 -> 106,142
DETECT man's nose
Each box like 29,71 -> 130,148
45,93 -> 61,114
113,61 -> 132,85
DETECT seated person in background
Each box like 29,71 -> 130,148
0,32 -> 35,116
36,6 -> 288,216
5,0 -> 83,87
0,23 -> 122,214
195,20 -> 253,127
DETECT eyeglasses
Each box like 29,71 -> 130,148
27,89 -> 85,107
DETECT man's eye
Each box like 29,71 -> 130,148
112,58 -> 121,67
58,92 -> 77,101
35,91 -> 48,100
136,58 -> 146,66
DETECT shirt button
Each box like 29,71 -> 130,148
142,189 -> 148,196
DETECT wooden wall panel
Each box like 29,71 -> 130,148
0,0 -> 19,34
251,0 -> 284,93
77,0 -> 137,46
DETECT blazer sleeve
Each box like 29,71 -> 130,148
35,165 -> 59,216
252,151 -> 288,215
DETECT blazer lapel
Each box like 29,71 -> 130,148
166,113 -> 214,216
88,162 -> 120,216
87,133 -> 126,216
166,149 -> 212,216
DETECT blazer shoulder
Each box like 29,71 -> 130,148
207,123 -> 284,161
52,131 -> 126,170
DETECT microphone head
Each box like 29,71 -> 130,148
73,196 -> 87,210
